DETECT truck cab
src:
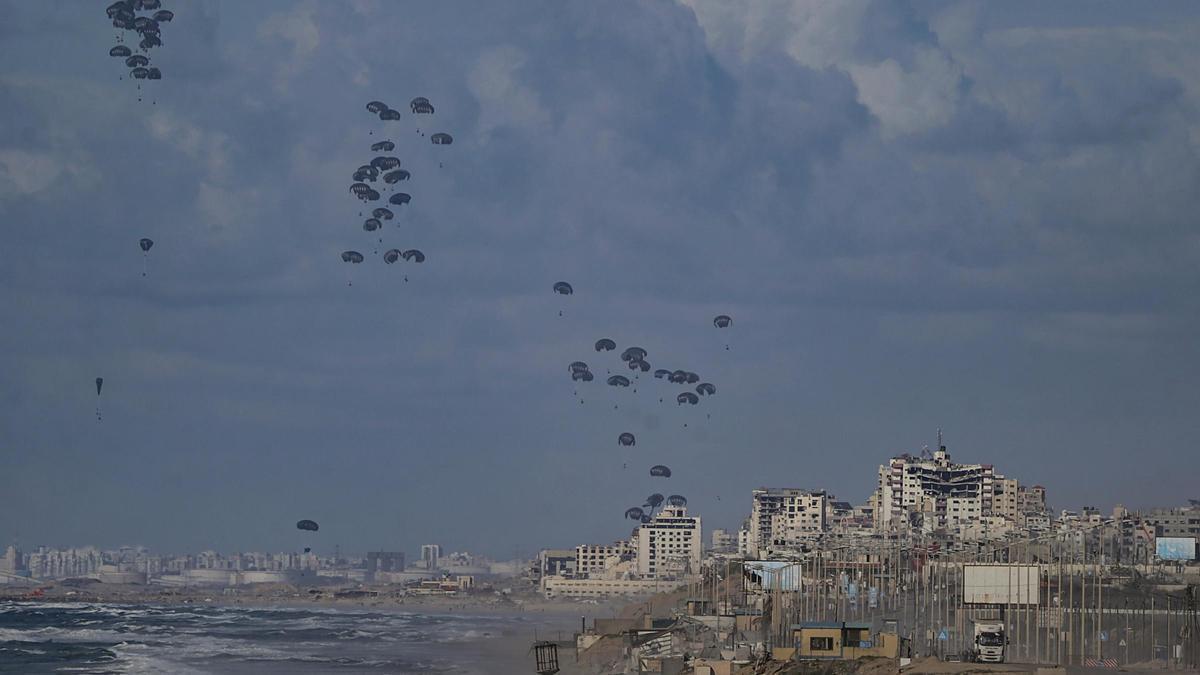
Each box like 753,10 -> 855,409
972,622 -> 1006,663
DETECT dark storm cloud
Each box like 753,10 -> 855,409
1,0 -> 1199,556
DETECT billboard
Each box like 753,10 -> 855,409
963,564 -> 1040,605
1155,537 -> 1197,561
743,561 -> 803,591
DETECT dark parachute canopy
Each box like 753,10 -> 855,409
620,347 -> 647,362
571,369 -> 593,382
341,250 -> 364,263
383,169 -> 411,184
606,375 -> 630,387
125,55 -> 149,67
714,314 -> 732,328
372,207 -> 394,220
131,67 -> 150,79
667,494 -> 688,507
296,520 -> 319,532
139,238 -> 154,252
379,109 -> 402,121
366,101 -> 388,114
594,338 -> 616,352
626,359 -> 650,373
383,249 -> 401,264
370,140 -> 395,152
569,361 -> 589,373
362,218 -> 381,232
147,67 -> 161,80
95,377 -> 104,396
552,281 -> 573,295
410,97 -> 434,114
677,392 -> 699,405
371,156 -> 400,171
639,515 -> 652,524
401,249 -> 425,263
618,432 -> 635,446
152,9 -> 173,22
389,192 -> 412,206
654,369 -> 671,379
644,493 -> 664,509
696,382 -> 716,396
431,133 -> 453,145
110,45 -> 132,57
685,372 -> 700,384
350,182 -> 372,196
650,465 -> 672,478
669,370 -> 689,384
624,507 -> 644,521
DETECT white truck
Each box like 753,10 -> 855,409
971,621 -> 1007,663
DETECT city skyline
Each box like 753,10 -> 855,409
4,1 -> 1200,557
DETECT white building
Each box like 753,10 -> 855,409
420,544 -> 442,570
749,488 -> 829,556
874,445 -> 996,532
636,506 -> 701,579
576,541 -> 634,578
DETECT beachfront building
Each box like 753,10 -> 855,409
636,506 -> 701,579
420,544 -> 442,570
748,488 -> 829,556
576,541 -> 634,578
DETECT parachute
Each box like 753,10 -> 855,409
109,45 -> 132,57
654,369 -> 670,379
677,392 -> 699,405
696,382 -> 716,396
341,251 -> 364,263
366,101 -> 388,114
639,515 -> 652,524
125,55 -> 149,67
363,218 -> 382,232
371,156 -> 400,171
625,507 -> 644,521
389,193 -> 411,206
571,369 -> 592,382
650,465 -> 672,478
372,208 -> 394,221
713,315 -> 732,328
410,97 -> 434,114
606,375 -> 630,387
618,432 -> 635,446
644,493 -> 664,509
383,249 -> 401,264
152,9 -> 173,22
138,238 -> 154,277
552,281 -> 573,295
620,347 -> 647,362
380,109 -> 402,121
370,140 -> 395,152
383,169 -> 411,184
401,249 -> 425,263
96,377 -> 104,396
147,67 -> 161,80
594,338 -> 616,352
669,370 -> 689,384
296,520 -> 319,532
130,67 -> 150,79
431,133 -> 453,145
569,361 -> 589,373
685,372 -> 700,384
350,182 -> 372,196
667,494 -> 688,507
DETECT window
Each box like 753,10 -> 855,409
810,636 -> 834,651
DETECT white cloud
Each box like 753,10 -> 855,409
0,149 -> 61,198
468,45 -> 550,137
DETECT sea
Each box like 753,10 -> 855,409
0,601 -> 556,673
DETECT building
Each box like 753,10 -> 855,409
710,529 -> 736,553
365,552 -> 405,582
576,541 -> 634,578
420,544 -> 442,570
636,506 -> 701,579
1142,505 -> 1200,538
537,549 -> 577,579
874,444 -> 998,532
749,488 -> 829,556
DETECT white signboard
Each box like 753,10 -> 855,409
963,564 -> 1040,605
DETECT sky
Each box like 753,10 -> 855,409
2,1 -> 1199,559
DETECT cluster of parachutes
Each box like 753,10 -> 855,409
106,0 -> 173,103
341,98 -> 454,284
557,305 -> 734,527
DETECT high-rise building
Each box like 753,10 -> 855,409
575,541 -> 634,577
873,445 -> 997,532
365,552 -> 405,582
636,506 -> 701,579
420,544 -> 442,570
749,488 -> 828,556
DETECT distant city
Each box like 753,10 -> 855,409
5,441 -> 1197,597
